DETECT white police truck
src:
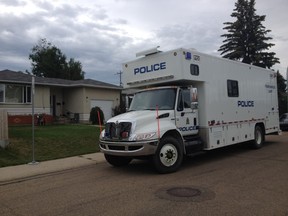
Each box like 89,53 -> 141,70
99,47 -> 280,173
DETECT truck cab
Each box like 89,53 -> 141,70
100,85 -> 201,173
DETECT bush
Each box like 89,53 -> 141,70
89,106 -> 104,125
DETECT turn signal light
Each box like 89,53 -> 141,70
121,132 -> 129,138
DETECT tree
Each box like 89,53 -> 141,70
218,0 -> 279,68
277,71 -> 287,115
29,38 -> 85,80
66,58 -> 85,80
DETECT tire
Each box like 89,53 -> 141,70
153,136 -> 183,174
104,154 -> 132,167
251,125 -> 264,149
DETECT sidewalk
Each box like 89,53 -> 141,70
0,153 -> 105,183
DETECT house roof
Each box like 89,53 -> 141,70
0,69 -> 122,90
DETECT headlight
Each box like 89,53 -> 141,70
131,132 -> 156,141
99,130 -> 105,139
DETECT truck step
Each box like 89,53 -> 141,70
184,136 -> 203,155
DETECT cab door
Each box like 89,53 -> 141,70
175,88 -> 199,136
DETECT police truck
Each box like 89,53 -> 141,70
99,47 -> 280,173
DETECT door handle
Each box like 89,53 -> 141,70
181,112 -> 185,117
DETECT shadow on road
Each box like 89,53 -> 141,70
108,138 -> 280,175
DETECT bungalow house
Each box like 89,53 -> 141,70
0,69 -> 122,124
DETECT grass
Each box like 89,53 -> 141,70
0,125 -> 100,168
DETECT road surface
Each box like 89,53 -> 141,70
1,133 -> 288,216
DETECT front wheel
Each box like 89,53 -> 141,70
251,125 -> 264,149
153,136 -> 183,174
104,154 -> 132,167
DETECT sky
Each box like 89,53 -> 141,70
0,0 -> 287,85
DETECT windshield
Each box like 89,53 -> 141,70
129,88 -> 176,111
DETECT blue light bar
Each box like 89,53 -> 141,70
185,52 -> 192,60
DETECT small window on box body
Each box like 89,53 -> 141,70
190,64 -> 199,76
227,80 -> 239,97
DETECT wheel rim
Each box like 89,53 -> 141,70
159,144 -> 178,167
255,129 -> 262,144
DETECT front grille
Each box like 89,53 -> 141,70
104,122 -> 132,140
100,143 -> 144,152
108,145 -> 125,151
128,146 -> 142,151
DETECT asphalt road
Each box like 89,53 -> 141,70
1,132 -> 288,216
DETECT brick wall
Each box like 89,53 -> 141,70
8,114 -> 54,126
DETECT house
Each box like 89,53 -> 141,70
0,70 -> 122,124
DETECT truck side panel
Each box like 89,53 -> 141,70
122,48 -> 279,150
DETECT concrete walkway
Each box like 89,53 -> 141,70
0,153 -> 105,183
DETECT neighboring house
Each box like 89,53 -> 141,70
0,70 -> 122,123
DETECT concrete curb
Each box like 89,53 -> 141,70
0,153 -> 105,183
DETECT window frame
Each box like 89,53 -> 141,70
177,89 -> 191,111
0,83 -> 32,104
190,64 -> 199,76
0,84 -> 4,103
227,79 -> 239,97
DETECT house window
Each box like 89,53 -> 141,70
0,84 -> 4,102
227,80 -> 239,97
6,84 -> 23,103
0,84 -> 32,103
24,86 -> 32,103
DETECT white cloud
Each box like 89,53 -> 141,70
0,0 -> 287,84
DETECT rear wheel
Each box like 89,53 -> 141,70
251,125 -> 264,149
104,154 -> 132,167
153,136 -> 183,174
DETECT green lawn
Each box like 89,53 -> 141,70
0,125 -> 100,168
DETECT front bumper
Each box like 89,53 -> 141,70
99,139 -> 159,156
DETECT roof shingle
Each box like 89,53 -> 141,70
0,69 -> 122,90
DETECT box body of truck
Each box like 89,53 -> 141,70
99,47 -> 279,173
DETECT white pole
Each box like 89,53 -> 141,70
29,76 -> 39,165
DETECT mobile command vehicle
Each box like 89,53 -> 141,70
99,47 -> 280,173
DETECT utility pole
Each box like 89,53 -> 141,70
115,71 -> 123,86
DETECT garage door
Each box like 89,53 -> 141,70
90,100 -> 113,121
